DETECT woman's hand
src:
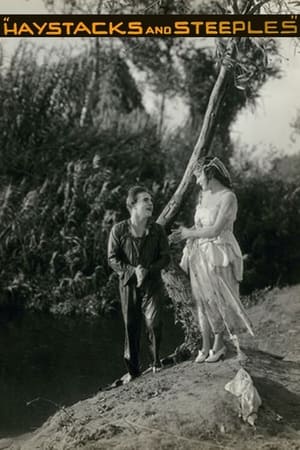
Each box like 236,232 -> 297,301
169,226 -> 193,244
181,226 -> 194,240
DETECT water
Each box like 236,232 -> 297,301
0,307 -> 183,437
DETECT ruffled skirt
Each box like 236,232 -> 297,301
180,232 -> 254,337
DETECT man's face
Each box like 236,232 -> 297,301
132,192 -> 153,218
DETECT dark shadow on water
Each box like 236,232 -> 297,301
0,306 -> 183,438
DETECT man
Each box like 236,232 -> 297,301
108,186 -> 170,383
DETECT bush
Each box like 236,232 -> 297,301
235,174 -> 300,294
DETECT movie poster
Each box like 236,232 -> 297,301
0,1 -> 299,448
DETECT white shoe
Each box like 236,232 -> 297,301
205,346 -> 226,363
120,373 -> 133,384
195,350 -> 209,363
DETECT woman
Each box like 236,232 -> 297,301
171,157 -> 254,363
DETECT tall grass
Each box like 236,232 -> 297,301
0,42 -> 168,314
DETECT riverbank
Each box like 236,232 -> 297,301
2,284 -> 300,450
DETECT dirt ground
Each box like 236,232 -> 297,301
1,284 -> 300,450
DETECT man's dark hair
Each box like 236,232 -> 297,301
126,185 -> 152,212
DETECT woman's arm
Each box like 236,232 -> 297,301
181,192 -> 236,240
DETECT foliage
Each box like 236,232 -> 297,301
43,0 -> 300,14
0,118 -> 170,311
0,42 -> 170,314
234,169 -> 300,294
291,108 -> 300,140
43,0 -> 200,14
271,153 -> 300,185
162,256 -> 201,354
0,42 -> 143,184
0,15 -> 295,317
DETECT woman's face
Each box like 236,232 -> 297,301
195,169 -> 209,190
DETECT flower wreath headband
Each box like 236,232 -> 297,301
194,157 -> 232,187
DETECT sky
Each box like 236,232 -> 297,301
1,0 -> 300,163
231,38 -> 300,161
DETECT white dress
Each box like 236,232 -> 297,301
180,190 -> 254,337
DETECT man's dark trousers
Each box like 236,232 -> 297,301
120,279 -> 162,377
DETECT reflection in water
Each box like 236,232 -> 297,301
0,307 -> 183,437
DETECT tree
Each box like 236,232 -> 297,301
155,0 -> 297,352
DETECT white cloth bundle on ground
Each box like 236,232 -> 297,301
225,368 -> 262,426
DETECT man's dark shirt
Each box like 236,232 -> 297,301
108,219 -> 170,287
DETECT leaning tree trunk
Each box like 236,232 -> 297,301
157,39 -> 237,354
156,39 -> 236,228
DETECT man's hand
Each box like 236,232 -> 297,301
135,265 -> 148,287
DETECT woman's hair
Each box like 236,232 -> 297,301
126,185 -> 152,212
194,156 -> 232,189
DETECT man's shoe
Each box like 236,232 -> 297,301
152,365 -> 162,374
120,373 -> 134,384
